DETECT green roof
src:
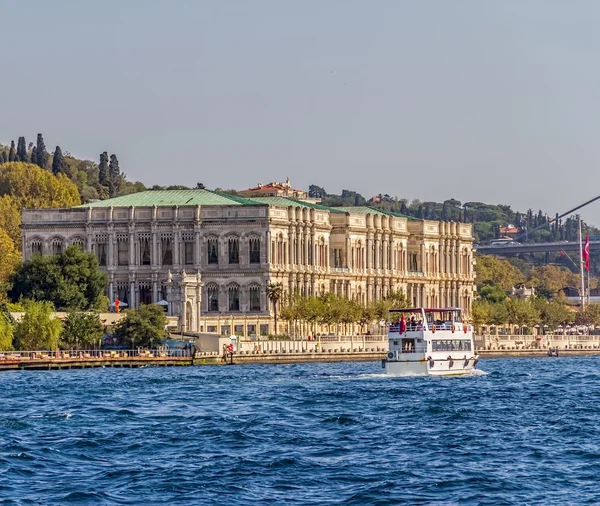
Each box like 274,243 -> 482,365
246,196 -> 345,213
78,189 -> 260,208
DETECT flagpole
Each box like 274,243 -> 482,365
578,215 -> 585,311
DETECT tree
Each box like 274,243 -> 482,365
196,182 -> 206,189
8,141 -> 15,162
308,185 -> 327,199
475,254 -> 524,290
98,152 -> 109,188
267,282 -> 283,334
0,228 -> 20,293
113,304 -> 167,348
0,151 -> 7,164
9,246 -> 108,310
62,312 -> 105,350
0,307 -> 14,350
109,154 -> 121,197
30,146 -> 37,164
470,301 -> 491,329
35,133 -> 49,169
16,137 -> 27,162
13,300 -> 62,350
479,285 -> 507,303
52,146 -> 68,176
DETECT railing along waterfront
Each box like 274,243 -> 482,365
233,335 -> 388,354
0,349 -> 198,361
476,334 -> 600,351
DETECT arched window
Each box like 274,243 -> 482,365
71,237 -> 84,250
249,236 -> 261,264
228,284 -> 240,311
161,235 -> 173,266
249,284 -> 261,311
228,236 -> 239,264
207,236 -> 219,264
207,284 -> 219,312
31,239 -> 42,256
117,235 -> 129,266
51,238 -> 63,255
139,234 -> 151,265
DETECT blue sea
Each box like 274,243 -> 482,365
1,357 -> 600,505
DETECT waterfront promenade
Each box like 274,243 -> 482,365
3,332 -> 600,370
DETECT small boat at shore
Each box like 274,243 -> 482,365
384,307 -> 479,376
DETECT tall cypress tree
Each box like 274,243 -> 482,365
8,141 -> 16,162
98,152 -> 109,187
108,154 -> 121,197
0,151 -> 7,164
35,133 -> 49,169
52,146 -> 67,176
30,146 -> 37,164
16,137 -> 27,162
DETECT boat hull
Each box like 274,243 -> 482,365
384,357 -> 478,377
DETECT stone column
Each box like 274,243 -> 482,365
108,229 -> 115,266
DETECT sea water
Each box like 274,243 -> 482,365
1,358 -> 600,505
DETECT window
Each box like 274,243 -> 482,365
207,284 -> 219,311
118,240 -> 129,266
31,240 -> 42,256
72,238 -> 84,250
228,236 -> 239,264
249,284 -> 261,311
184,242 -> 194,265
140,238 -> 151,265
97,243 -> 107,266
51,239 -> 63,255
162,238 -> 173,266
249,236 -> 260,264
228,285 -> 240,311
409,253 -> 418,271
207,237 -> 218,264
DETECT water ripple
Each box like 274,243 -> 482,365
1,358 -> 600,504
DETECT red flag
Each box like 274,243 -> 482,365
584,235 -> 590,272
399,314 -> 407,334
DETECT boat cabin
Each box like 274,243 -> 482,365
388,307 -> 464,334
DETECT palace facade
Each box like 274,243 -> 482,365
21,190 -> 476,332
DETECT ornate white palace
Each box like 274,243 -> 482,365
21,190 -> 476,333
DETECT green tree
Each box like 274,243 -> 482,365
475,254 -> 524,290
30,146 -> 37,164
0,308 -> 14,350
470,301 -> 491,329
98,152 -> 109,188
16,137 -> 27,162
35,133 -> 48,169
267,282 -> 283,333
113,304 -> 167,348
62,312 -> 105,350
52,146 -> 68,176
479,284 -> 507,303
109,154 -> 121,197
0,151 -> 7,164
13,300 -> 62,350
8,141 -> 15,162
9,246 -> 108,310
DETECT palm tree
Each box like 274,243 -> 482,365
267,282 -> 283,335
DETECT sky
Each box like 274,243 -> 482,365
2,0 -> 600,224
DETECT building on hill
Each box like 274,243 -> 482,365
499,224 -> 520,237
21,189 -> 476,334
238,178 -> 314,201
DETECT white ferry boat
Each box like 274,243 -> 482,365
383,307 -> 479,376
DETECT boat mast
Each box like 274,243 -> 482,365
578,215 -> 585,311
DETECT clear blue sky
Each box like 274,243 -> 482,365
2,0 -> 600,224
